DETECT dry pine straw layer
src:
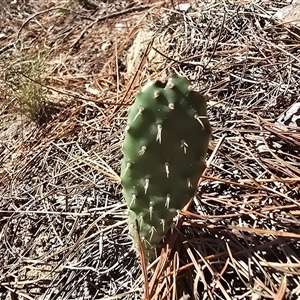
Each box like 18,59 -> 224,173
0,0 -> 300,299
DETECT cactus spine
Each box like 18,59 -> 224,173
121,75 -> 211,261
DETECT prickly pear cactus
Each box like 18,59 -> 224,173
121,75 -> 211,261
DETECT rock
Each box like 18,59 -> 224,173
274,3 -> 300,27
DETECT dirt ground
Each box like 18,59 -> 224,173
0,0 -> 300,299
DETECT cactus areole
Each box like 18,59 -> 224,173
121,75 -> 211,261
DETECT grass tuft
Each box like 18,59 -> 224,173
4,56 -> 60,126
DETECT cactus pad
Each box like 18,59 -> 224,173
121,75 -> 211,261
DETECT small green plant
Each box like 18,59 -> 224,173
121,75 -> 211,261
16,79 -> 48,125
4,56 -> 58,126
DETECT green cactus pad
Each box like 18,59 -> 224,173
121,75 -> 211,261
